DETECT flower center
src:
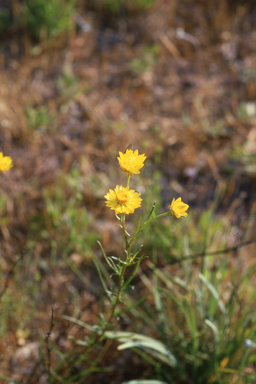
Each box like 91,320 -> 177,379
116,190 -> 129,204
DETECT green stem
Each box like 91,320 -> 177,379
106,174 -> 132,321
128,211 -> 170,249
107,215 -> 130,323
90,205 -> 171,371
107,258 -> 127,323
108,211 -> 170,321
145,211 -> 170,225
121,214 -> 129,250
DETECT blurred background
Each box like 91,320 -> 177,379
0,0 -> 256,383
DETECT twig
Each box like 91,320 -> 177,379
158,33 -> 181,59
170,238 -> 256,264
176,27 -> 201,47
44,307 -> 55,373
0,255 -> 23,301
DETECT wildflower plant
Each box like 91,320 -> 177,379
98,149 -> 189,327
59,148 -> 189,383
0,152 -> 12,173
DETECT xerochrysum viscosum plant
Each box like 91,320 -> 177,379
101,149 -> 189,324
0,152 -> 13,173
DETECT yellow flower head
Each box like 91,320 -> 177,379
117,149 -> 146,176
105,185 -> 142,215
168,197 -> 189,219
0,152 -> 13,172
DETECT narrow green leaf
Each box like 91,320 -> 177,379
116,294 -> 150,317
62,314 -> 97,332
172,276 -> 191,291
152,273 -> 164,323
69,335 -> 88,346
134,212 -> 144,236
107,256 -> 119,273
199,273 -> 226,314
97,240 -> 117,272
142,347 -> 177,368
124,255 -> 146,287
204,319 -> 219,343
183,296 -> 198,355
104,331 -> 177,367
118,340 -> 177,367
145,202 -> 156,222
137,212 -> 144,229
130,244 -> 143,261
92,253 -> 111,299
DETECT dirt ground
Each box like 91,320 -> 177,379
0,0 -> 256,382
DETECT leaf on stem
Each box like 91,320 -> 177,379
105,331 -> 177,368
204,319 -> 219,343
92,253 -> 112,300
199,273 -> 226,314
137,212 -> 144,229
147,202 -> 156,221
124,254 -> 146,288
129,244 -> 144,262
69,335 -> 88,346
116,294 -> 150,317
62,315 -> 97,332
107,257 -> 119,273
97,240 -> 118,272
125,229 -> 131,237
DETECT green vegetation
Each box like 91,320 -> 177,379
130,44 -> 160,75
21,0 -> 76,40
0,166 -> 98,348
13,164 -> 253,384
0,0 -> 77,40
1,147 -> 256,383
91,0 -> 155,14
0,0 -> 156,40
0,8 -> 10,33
1,139 -> 255,383
26,105 -> 52,131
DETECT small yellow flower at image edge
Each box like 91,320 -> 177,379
105,185 -> 142,215
117,149 -> 146,176
0,152 -> 13,172
169,197 -> 189,219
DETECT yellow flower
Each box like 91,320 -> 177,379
105,185 -> 142,215
117,149 -> 146,176
0,152 -> 13,172
168,197 -> 189,218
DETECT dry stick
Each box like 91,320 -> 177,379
44,307 -> 55,373
170,238 -> 256,265
0,255 -> 23,301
